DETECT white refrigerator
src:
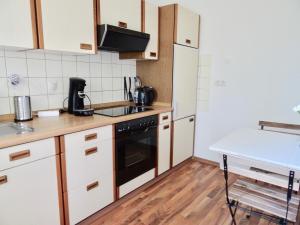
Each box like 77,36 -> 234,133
172,44 -> 199,166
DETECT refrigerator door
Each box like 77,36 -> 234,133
172,44 -> 199,120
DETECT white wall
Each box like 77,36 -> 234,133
153,0 -> 300,161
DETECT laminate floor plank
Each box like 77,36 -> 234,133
79,160 -> 297,225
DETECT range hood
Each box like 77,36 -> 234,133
97,24 -> 150,52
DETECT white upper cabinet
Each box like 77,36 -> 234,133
143,0 -> 159,60
175,4 -> 200,48
36,0 -> 97,54
0,0 -> 37,49
99,0 -> 141,31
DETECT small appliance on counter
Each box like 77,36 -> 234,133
14,96 -> 33,122
133,86 -> 155,106
67,77 -> 94,116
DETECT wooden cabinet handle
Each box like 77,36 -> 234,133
118,21 -> 127,29
85,147 -> 98,156
163,125 -> 170,130
80,43 -> 92,50
186,39 -> 191,44
9,150 -> 30,161
86,181 -> 99,191
150,52 -> 157,57
85,133 -> 97,141
189,118 -> 194,122
162,115 -> 169,120
0,175 -> 7,185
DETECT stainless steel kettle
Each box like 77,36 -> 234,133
14,96 -> 33,122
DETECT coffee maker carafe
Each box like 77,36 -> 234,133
68,77 -> 94,116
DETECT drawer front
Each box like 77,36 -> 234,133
159,112 -> 171,124
67,172 -> 114,225
65,137 -> 113,191
66,126 -> 112,145
0,138 -> 56,171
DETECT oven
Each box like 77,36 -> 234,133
115,115 -> 158,186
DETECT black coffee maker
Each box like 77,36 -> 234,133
68,77 -> 94,116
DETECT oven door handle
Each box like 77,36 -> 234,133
116,126 -> 157,137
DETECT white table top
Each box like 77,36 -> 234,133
210,128 -> 300,171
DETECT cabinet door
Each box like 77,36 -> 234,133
37,0 -> 97,54
175,4 -> 200,48
0,0 -> 37,49
172,44 -> 198,120
143,0 -> 159,60
0,157 -> 60,225
158,122 -> 171,175
173,116 -> 195,167
99,0 -> 141,31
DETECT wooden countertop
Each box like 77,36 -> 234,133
0,105 -> 172,149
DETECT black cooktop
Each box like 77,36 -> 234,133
94,106 -> 152,117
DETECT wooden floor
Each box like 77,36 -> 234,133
80,160 -> 297,225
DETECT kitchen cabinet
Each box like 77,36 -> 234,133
0,139 -> 61,225
158,121 -> 171,175
173,44 -> 198,121
173,116 -> 195,166
63,126 -> 114,225
99,0 -> 141,32
0,0 -> 38,49
36,0 -> 97,54
119,0 -> 159,60
175,4 -> 200,48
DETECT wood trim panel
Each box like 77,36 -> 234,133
119,52 -> 145,60
9,150 -> 30,161
59,136 -> 68,192
197,15 -> 201,49
63,192 -> 70,225
97,0 -> 100,24
155,125 -> 159,177
174,4 -> 178,44
93,0 -> 98,54
55,137 -> 60,155
141,0 -> 145,32
35,0 -> 44,49
60,136 -> 70,225
112,125 -> 117,201
259,121 -> 300,130
136,4 -> 175,104
170,121 -> 174,168
29,0 -> 38,48
56,154 -> 65,225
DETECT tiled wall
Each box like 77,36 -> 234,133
0,49 -> 136,115
197,55 -> 212,112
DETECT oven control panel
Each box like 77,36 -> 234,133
115,115 -> 158,134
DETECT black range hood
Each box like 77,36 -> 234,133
97,24 -> 150,52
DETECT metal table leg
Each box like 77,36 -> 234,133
223,154 -> 238,225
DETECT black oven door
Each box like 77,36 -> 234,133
115,125 -> 157,186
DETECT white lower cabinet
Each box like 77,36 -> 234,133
173,116 -> 195,166
0,155 -> 60,225
158,122 -> 171,175
64,125 -> 114,225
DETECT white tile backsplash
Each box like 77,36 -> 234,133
0,50 -> 136,115
0,98 -> 10,114
0,57 -> 7,77
27,59 -> 46,77
0,78 -> 9,97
